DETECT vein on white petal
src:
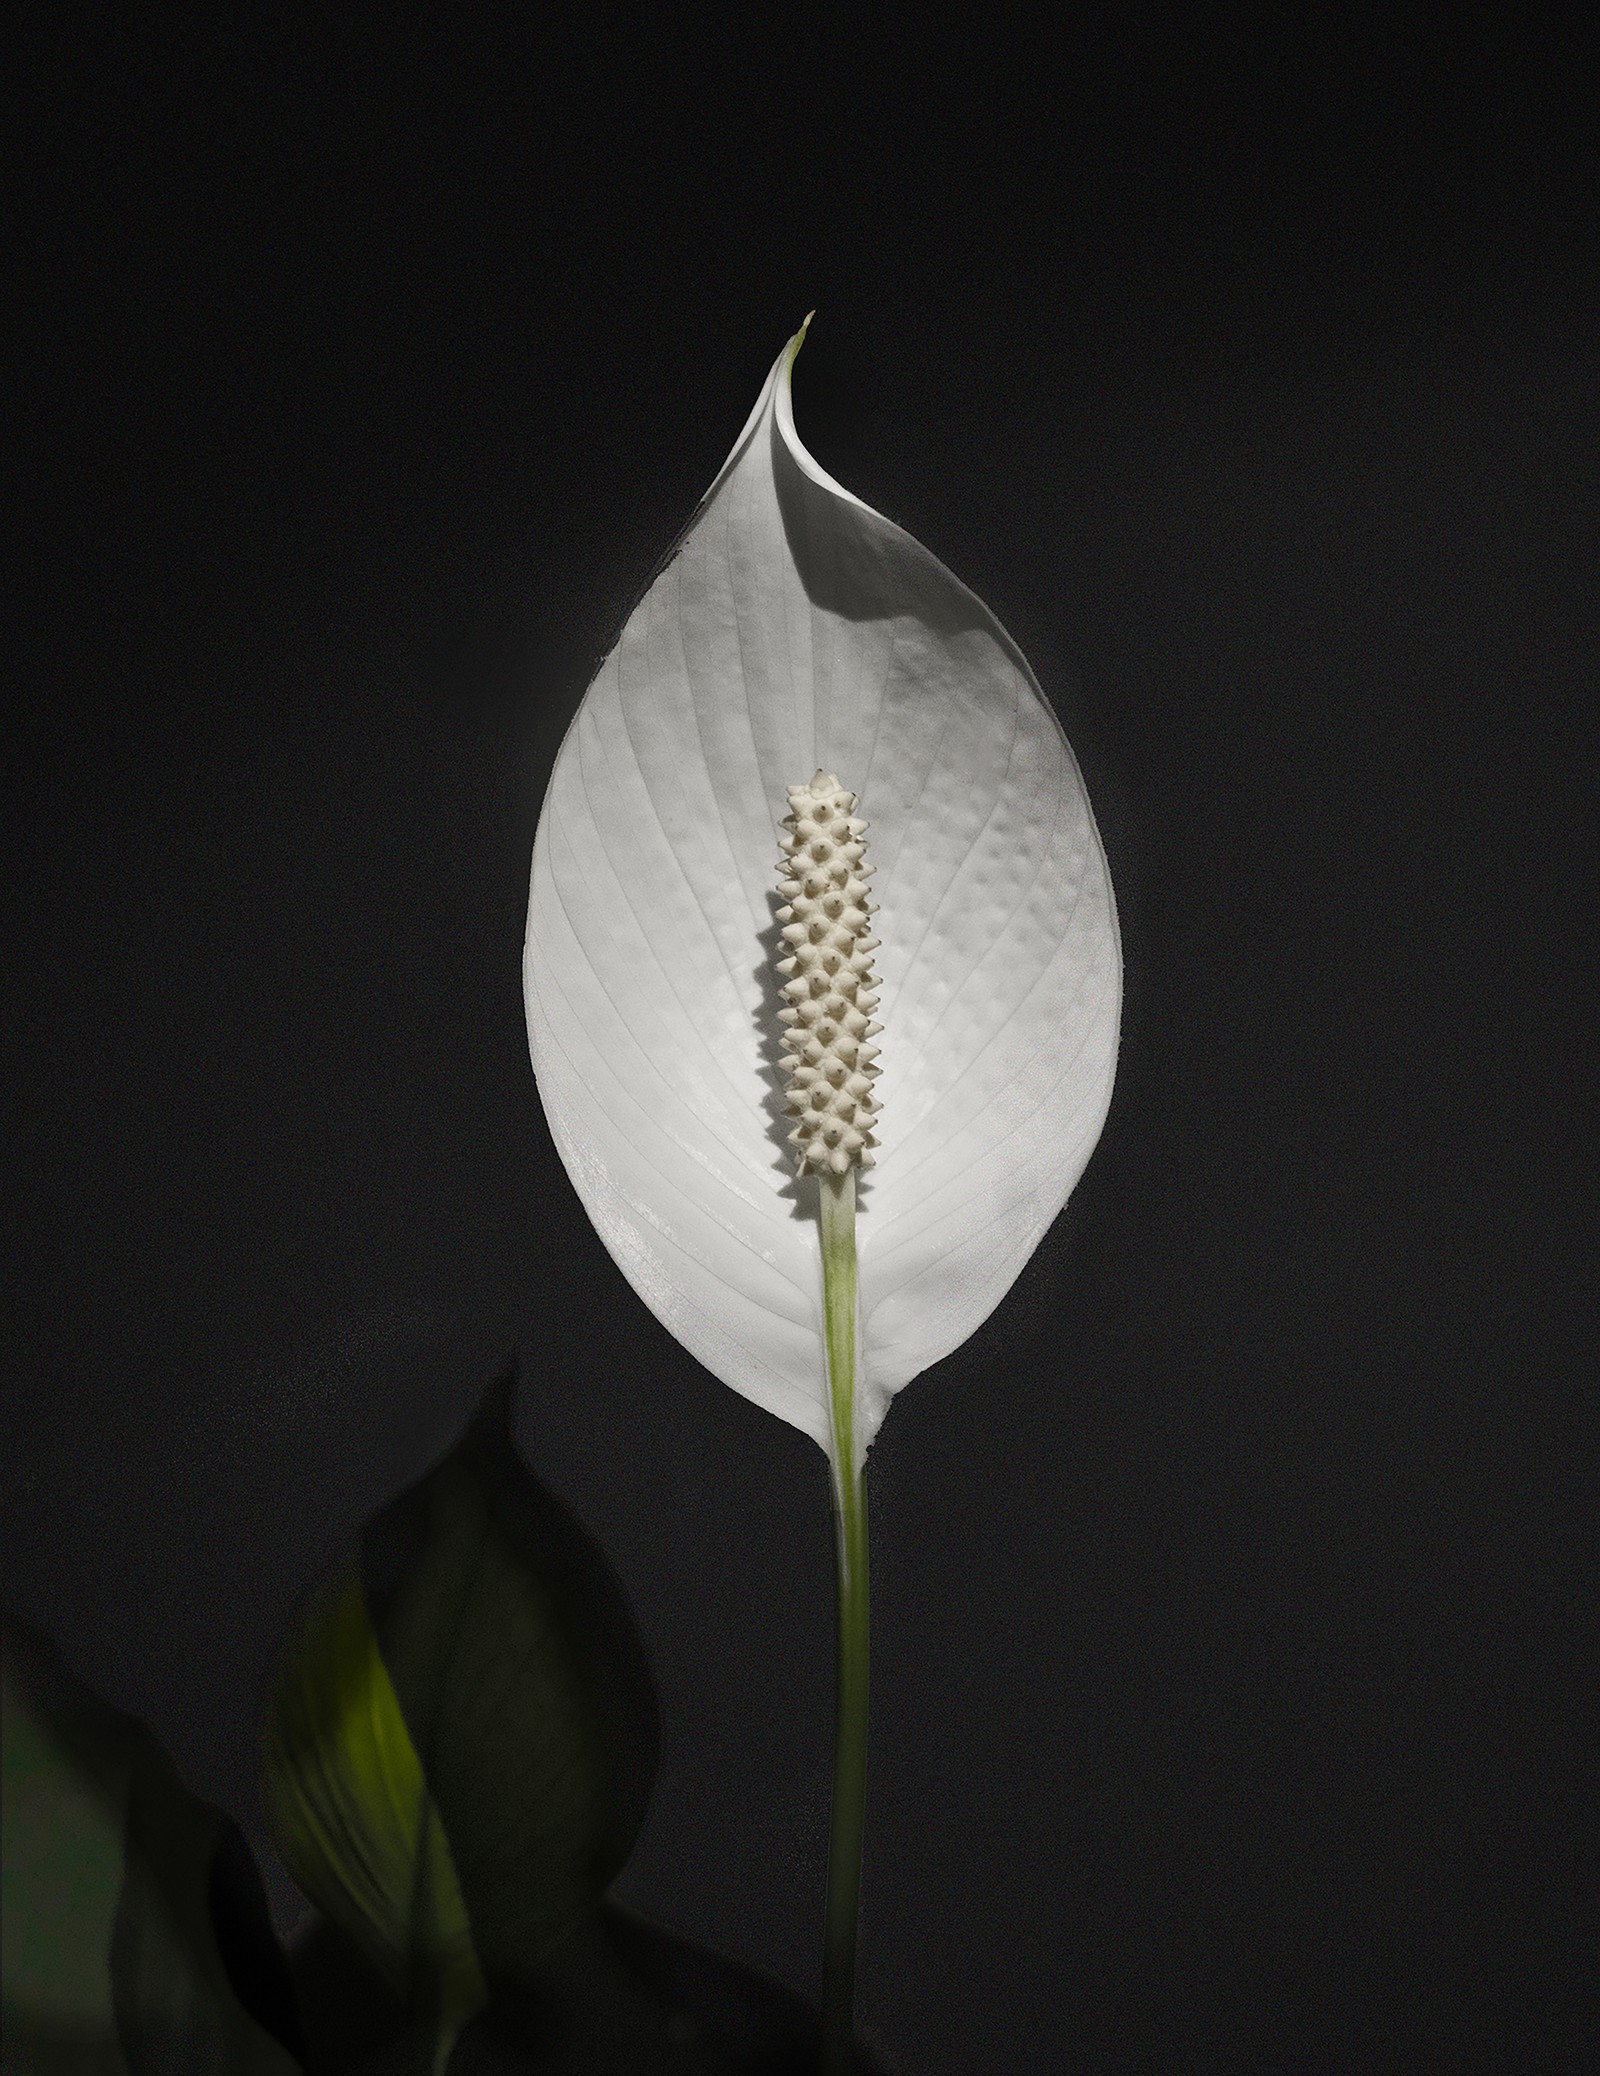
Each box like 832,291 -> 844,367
530,955 -> 810,1309
576,677 -> 740,1015
627,592 -> 755,976
544,810 -> 768,1175
726,468 -> 811,820
556,734 -> 738,1087
869,650 -> 959,896
533,982 -> 782,1278
652,566 -> 766,949
560,720 -> 760,1120
887,953 -> 1107,1211
870,1055 -> 1113,1293
535,1016 -> 824,1425
880,705 -> 1019,1003
674,545 -> 775,942
893,847 -> 1109,1168
750,449 -> 815,785
544,1084 -> 828,1445
875,925 -> 1114,1236
872,1062 -> 1115,1353
881,680 -> 1026,1060
890,790 -> 1088,1132
867,1196 -> 1064,1394
854,621 -> 900,807
533,823 -> 780,1212
890,761 -> 1080,1092
865,958 -> 1116,1279
612,617 -> 752,1005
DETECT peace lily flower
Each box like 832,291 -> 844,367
523,317 -> 1120,2066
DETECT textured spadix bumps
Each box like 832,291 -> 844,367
777,772 -> 883,1176
524,321 -> 1120,1455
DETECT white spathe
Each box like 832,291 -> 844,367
524,321 -> 1121,1456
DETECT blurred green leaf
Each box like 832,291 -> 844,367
1,1612 -> 303,2076
261,1560 -> 486,2048
289,1901 -> 902,2076
263,1362 -> 659,2050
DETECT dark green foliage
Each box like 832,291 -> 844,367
8,1368 -> 890,2074
358,1365 -> 660,1990
1,1611 -> 304,2076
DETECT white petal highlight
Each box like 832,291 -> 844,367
524,322 -> 1120,1454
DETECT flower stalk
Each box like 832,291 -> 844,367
819,1165 -> 868,2074
777,771 -> 879,2070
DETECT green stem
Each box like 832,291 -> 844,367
819,1169 -> 868,2076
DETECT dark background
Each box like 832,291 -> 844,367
7,10 -> 1595,2072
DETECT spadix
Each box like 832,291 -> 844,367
775,770 -> 883,1178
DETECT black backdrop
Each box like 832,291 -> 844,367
8,12 -> 1595,2073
